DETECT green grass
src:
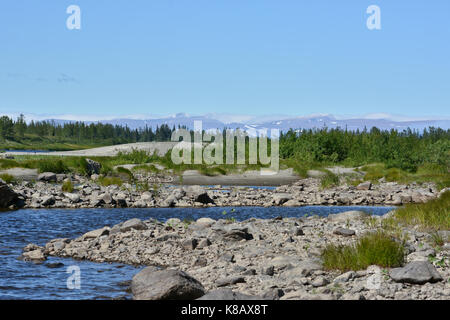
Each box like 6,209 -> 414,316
320,170 -> 340,189
361,163 -> 450,190
321,231 -> 405,272
98,176 -> 124,187
62,180 -> 74,193
389,190 -> 450,231
0,173 -> 15,183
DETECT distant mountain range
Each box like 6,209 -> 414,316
2,112 -> 449,132
48,114 -> 450,132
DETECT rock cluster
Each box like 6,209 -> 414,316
8,174 -> 444,209
37,210 -> 449,300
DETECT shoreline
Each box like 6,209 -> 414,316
22,210 -> 449,300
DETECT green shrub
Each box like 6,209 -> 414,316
321,231 -> 405,271
0,173 -> 15,183
37,159 -> 69,173
62,180 -> 74,193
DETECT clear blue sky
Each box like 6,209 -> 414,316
1,0 -> 449,118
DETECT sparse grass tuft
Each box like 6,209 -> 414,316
98,176 -> 123,187
320,170 -> 339,189
62,180 -> 74,193
321,231 -> 405,272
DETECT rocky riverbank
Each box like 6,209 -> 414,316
23,209 -> 449,300
2,170 -> 445,210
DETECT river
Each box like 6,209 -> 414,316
0,205 -> 394,300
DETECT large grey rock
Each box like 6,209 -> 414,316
183,186 -> 214,204
37,172 -> 57,182
389,261 -> 443,284
216,276 -> 246,287
64,193 -> 81,203
120,218 -> 148,232
198,288 -> 264,300
356,181 -> 372,190
211,224 -> 253,241
41,195 -> 56,206
272,193 -> 293,206
333,227 -> 356,237
0,179 -> 19,208
83,227 -> 110,239
86,159 -> 101,175
131,267 -> 205,300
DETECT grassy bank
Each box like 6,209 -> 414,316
387,190 -> 450,231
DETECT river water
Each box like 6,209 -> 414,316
0,206 -> 394,300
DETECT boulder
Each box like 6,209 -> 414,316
0,179 -> 19,208
184,186 -> 214,204
37,172 -> 57,182
120,218 -> 148,232
196,217 -> 216,227
83,227 -> 110,239
272,193 -> 293,206
333,227 -> 356,237
64,193 -> 81,203
389,261 -> 443,284
41,195 -> 56,206
86,159 -> 101,175
356,181 -> 372,190
131,267 -> 205,300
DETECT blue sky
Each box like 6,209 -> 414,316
1,0 -> 449,119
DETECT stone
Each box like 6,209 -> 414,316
192,257 -> 208,267
198,288 -> 264,300
86,159 -> 101,175
120,218 -> 148,232
184,186 -> 214,204
0,179 -> 19,208
334,271 -> 356,283
327,210 -> 369,223
64,193 -> 80,203
356,181 -> 372,190
196,238 -> 212,249
83,227 -> 110,239
182,238 -> 198,250
216,276 -> 246,287
272,193 -> 293,206
196,217 -> 216,227
389,261 -> 443,284
37,172 -> 57,182
311,276 -> 329,287
41,195 -> 55,206
280,259 -> 322,277
22,249 -> 46,262
262,266 -> 275,276
132,267 -> 205,300
333,227 -> 356,237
